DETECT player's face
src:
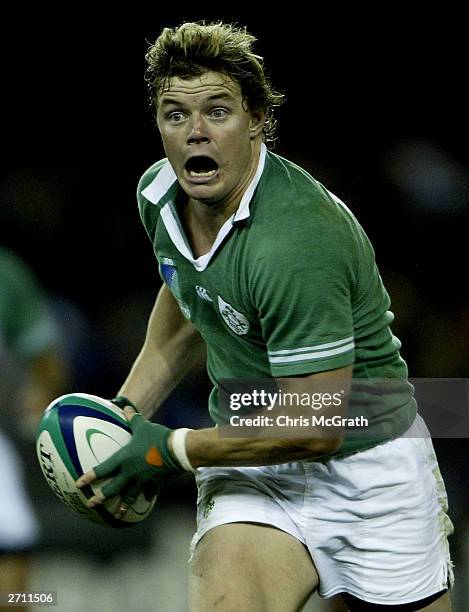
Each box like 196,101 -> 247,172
156,71 -> 265,209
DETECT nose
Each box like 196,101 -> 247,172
187,114 -> 210,145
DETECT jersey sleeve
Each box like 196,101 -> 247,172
250,203 -> 358,377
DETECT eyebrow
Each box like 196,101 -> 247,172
159,92 -> 235,107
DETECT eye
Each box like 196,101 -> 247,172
210,107 -> 228,119
168,111 -> 185,122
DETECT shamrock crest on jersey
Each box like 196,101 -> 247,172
217,295 -> 249,335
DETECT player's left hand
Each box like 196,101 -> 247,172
75,405 -> 182,515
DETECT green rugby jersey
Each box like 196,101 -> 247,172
137,145 -> 417,460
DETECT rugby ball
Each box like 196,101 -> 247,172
36,393 -> 157,528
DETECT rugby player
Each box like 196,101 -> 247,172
77,22 -> 454,611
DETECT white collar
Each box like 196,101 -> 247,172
141,144 -> 267,271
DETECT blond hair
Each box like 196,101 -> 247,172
145,21 -> 285,144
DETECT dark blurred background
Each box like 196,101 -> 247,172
1,7 -> 467,611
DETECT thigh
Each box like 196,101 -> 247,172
189,522 -> 318,612
304,420 -> 454,604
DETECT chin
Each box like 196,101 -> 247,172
182,182 -> 223,204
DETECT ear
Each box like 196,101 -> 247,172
249,109 -> 266,140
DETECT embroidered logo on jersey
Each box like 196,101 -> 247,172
217,295 -> 250,335
195,285 -> 213,303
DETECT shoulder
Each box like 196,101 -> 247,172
136,158 -> 175,237
137,158 -> 172,204
253,152 -> 365,255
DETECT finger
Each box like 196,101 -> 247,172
123,405 -> 139,423
87,488 -> 108,508
115,481 -> 140,519
100,471 -> 130,499
115,503 -> 129,521
76,469 -> 97,488
93,448 -> 124,479
108,495 -> 122,514
121,482 -> 141,506
125,408 -> 144,432
87,473 -> 127,509
108,495 -> 128,520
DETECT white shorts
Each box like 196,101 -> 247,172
0,430 -> 39,552
190,414 -> 454,606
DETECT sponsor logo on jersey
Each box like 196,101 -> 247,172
217,295 -> 250,335
195,285 -> 213,303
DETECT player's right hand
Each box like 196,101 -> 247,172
75,405 -> 183,516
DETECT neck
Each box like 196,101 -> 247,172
188,140 -> 262,232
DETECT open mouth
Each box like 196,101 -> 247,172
185,156 -> 219,178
